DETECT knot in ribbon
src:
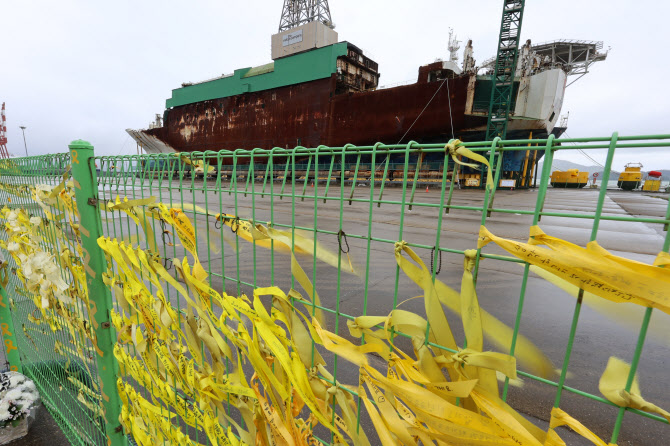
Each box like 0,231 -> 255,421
444,139 -> 494,190
463,249 -> 478,273
449,349 -> 469,366
445,139 -> 461,156
308,367 -> 320,380
394,240 -> 407,255
443,348 -> 518,380
346,321 -> 362,337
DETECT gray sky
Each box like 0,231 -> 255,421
2,0 -> 669,170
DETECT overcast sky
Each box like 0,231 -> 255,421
2,0 -> 669,170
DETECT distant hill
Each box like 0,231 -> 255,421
539,160 -> 670,181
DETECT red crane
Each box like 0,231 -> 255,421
0,103 -> 9,158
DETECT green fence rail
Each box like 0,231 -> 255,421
0,134 -> 668,445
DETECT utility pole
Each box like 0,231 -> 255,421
19,126 -> 28,157
0,103 -> 8,159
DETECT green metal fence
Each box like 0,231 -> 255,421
0,134 -> 668,445
0,151 -> 110,445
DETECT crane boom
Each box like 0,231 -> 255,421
485,0 -> 525,141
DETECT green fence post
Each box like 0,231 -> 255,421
0,268 -> 22,373
68,140 -> 127,446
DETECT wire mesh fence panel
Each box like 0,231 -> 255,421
0,153 -> 109,446
0,134 -> 668,445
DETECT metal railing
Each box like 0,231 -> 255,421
0,134 -> 668,445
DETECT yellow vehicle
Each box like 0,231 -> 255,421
642,170 -> 663,191
617,163 -> 643,190
550,169 -> 589,188
642,180 -> 661,191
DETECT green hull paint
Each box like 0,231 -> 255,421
166,43 -> 348,109
473,76 -> 520,113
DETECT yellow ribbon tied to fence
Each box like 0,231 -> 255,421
180,155 -> 215,175
97,203 -> 369,445
478,225 -> 670,315
103,195 -> 159,252
5,180 -> 657,446
545,407 -> 611,446
599,356 -> 670,423
332,243 -> 618,446
393,240 -> 555,379
0,203 -> 106,418
344,244 -> 557,444
214,211 -> 356,273
445,139 -> 493,190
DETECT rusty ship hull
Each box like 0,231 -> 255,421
140,71 -> 560,155
131,36 -> 584,159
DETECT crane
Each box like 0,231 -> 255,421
485,0 -> 525,141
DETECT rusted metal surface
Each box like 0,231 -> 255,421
145,76 -> 334,153
143,72 -> 557,156
327,74 -> 472,145
335,45 -> 380,93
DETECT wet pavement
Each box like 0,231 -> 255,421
7,406 -> 69,446
21,184 -> 670,444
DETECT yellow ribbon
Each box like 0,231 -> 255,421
8,179 -> 646,446
545,407 -> 610,446
599,356 -> 670,423
445,139 -> 494,190
479,225 -> 670,314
